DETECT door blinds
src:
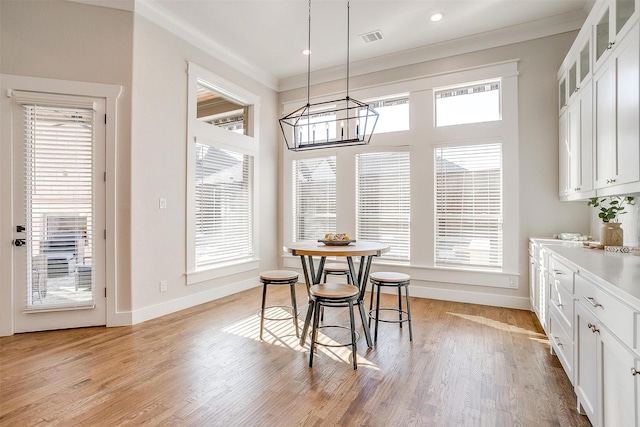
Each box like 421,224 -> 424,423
356,151 -> 410,261
194,143 -> 254,269
292,156 -> 337,241
22,103 -> 95,309
434,143 -> 503,270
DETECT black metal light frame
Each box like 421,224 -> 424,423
279,1 -> 378,151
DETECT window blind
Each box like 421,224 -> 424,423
434,143 -> 503,270
23,104 -> 94,309
195,143 -> 254,268
356,152 -> 410,260
292,156 -> 336,241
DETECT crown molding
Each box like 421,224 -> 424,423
134,0 -> 280,91
278,9 -> 588,92
66,0 -> 135,11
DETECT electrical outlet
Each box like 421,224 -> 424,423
159,280 -> 167,292
159,198 -> 167,209
508,276 -> 518,289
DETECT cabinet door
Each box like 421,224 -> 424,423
568,84 -> 594,195
598,326 -> 638,427
595,4 -> 613,69
594,56 -> 617,189
595,0 -> 638,70
575,302 -> 598,424
614,28 -> 640,186
559,111 -> 570,197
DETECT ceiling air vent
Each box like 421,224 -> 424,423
360,30 -> 384,43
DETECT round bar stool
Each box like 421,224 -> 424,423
307,282 -> 360,370
322,263 -> 351,284
368,272 -> 413,342
320,263 -> 351,321
259,270 -> 300,340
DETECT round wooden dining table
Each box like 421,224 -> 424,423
284,240 -> 390,348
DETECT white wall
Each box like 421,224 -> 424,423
0,0 -> 280,330
279,33 -> 591,309
0,0 -> 134,320
129,15 -> 280,322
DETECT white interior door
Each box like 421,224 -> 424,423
11,91 -> 106,333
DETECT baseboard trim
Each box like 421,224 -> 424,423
131,278 -> 259,325
396,284 -> 531,310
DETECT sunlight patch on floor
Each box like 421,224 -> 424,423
446,312 -> 547,339
221,307 -> 379,370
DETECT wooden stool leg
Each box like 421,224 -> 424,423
260,283 -> 268,340
348,300 -> 357,370
405,285 -> 413,341
290,282 -> 300,338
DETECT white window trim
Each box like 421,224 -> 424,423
281,60 -> 519,288
0,74 -> 123,333
186,63 -> 261,285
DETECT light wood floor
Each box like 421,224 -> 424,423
0,284 -> 591,426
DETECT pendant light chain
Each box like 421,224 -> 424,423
307,0 -> 311,106
346,0 -> 350,99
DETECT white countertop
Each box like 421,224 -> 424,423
536,241 -> 640,310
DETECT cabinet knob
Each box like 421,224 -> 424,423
574,87 -> 580,93
607,41 -> 615,49
574,187 -> 581,191
632,368 -> 639,376
553,269 -> 563,275
553,336 -> 563,347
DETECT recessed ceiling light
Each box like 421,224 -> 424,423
301,49 -> 311,55
431,12 -> 444,22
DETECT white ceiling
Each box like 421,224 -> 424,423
79,0 -> 595,90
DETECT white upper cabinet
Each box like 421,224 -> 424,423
559,32 -> 595,200
593,21 -> 640,191
594,0 -> 638,71
559,0 -> 640,199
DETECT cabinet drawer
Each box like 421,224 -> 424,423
549,312 -> 574,383
575,273 -> 635,349
549,255 -> 575,293
549,279 -> 574,332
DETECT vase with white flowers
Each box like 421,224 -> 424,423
587,196 -> 635,246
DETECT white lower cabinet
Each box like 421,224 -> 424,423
575,301 -> 598,422
573,272 -> 640,427
598,326 -> 638,427
529,240 -> 640,427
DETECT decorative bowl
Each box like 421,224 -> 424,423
318,239 -> 356,246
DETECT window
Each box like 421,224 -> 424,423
435,81 -> 500,127
360,94 -> 409,134
196,80 -> 249,135
434,143 -> 503,270
187,62 -> 260,282
292,156 -> 337,241
195,143 -> 254,268
356,151 -> 410,261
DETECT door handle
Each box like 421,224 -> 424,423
16,225 -> 25,232
12,239 -> 26,247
